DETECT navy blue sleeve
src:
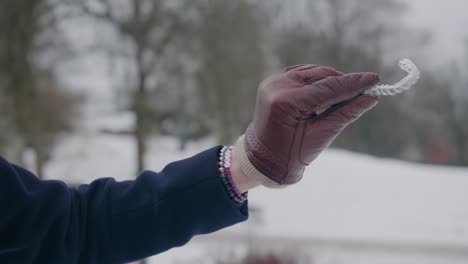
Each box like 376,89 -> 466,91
0,146 -> 249,264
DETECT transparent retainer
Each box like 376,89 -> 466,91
314,59 -> 420,116
364,58 -> 420,96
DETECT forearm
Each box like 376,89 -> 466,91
101,146 -> 249,262
0,147 -> 249,263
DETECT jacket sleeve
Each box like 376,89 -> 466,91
0,146 -> 249,264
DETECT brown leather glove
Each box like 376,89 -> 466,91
235,64 -> 380,188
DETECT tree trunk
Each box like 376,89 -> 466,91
452,123 -> 467,165
135,105 -> 146,173
134,31 -> 147,174
34,147 -> 45,179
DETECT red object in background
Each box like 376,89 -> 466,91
423,135 -> 453,164
244,254 -> 296,264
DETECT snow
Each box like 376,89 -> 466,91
248,151 -> 468,245
151,145 -> 468,263
43,124 -> 468,263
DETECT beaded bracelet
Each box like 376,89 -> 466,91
219,146 -> 248,204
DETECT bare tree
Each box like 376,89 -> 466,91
194,0 -> 267,144
75,0 -> 193,173
275,0 -> 415,72
273,0 -> 433,159
0,0 -> 79,177
436,61 -> 468,165
29,73 -> 81,176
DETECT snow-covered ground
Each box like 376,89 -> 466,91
42,113 -> 468,264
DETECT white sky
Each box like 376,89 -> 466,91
407,0 -> 468,64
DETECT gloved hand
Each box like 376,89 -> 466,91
234,64 -> 380,188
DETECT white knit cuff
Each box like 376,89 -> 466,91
234,135 -> 291,189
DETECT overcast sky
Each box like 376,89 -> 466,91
408,0 -> 467,64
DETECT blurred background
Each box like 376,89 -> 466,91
0,0 -> 467,263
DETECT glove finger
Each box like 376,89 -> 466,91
296,72 -> 380,114
283,64 -> 314,72
291,66 -> 343,80
294,64 -> 320,72
299,95 -> 378,164
312,95 -> 378,133
293,66 -> 343,84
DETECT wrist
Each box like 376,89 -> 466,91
231,146 -> 260,193
234,135 -> 290,189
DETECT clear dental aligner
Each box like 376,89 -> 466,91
314,59 -> 420,116
364,58 -> 420,96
